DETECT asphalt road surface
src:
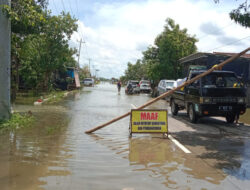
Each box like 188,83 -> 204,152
1,82 -> 250,190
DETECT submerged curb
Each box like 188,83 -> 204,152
33,92 -> 71,106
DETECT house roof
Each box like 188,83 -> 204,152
179,52 -> 250,64
213,52 -> 250,59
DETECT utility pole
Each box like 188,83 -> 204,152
92,65 -> 95,77
88,58 -> 91,77
0,0 -> 11,119
77,38 -> 84,69
95,69 -> 99,79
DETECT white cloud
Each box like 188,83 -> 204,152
61,0 -> 250,78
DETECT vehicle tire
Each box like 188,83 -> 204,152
188,104 -> 197,123
171,100 -> 178,116
226,113 -> 235,123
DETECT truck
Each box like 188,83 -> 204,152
170,70 -> 247,123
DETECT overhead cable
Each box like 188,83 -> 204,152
206,35 -> 250,52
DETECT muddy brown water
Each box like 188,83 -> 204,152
0,83 -> 250,189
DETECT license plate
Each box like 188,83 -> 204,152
219,106 -> 232,111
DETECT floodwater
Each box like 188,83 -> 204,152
1,83 -> 250,190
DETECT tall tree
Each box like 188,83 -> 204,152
122,18 -> 198,83
142,46 -> 160,81
144,18 -> 197,81
1,0 -> 47,98
1,0 -> 78,96
123,60 -> 146,81
36,12 -> 77,90
214,0 -> 250,27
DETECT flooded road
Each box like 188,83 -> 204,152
1,83 -> 250,190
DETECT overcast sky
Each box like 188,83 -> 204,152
48,0 -> 250,78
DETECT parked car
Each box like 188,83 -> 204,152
83,78 -> 94,86
170,70 -> 246,123
173,78 -> 187,88
139,80 -> 151,93
157,80 -> 175,100
125,80 -> 140,94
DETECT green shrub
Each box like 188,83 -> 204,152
0,113 -> 34,132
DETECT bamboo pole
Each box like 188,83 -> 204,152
85,47 -> 250,134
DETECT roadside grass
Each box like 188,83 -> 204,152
44,89 -> 82,104
0,113 -> 34,133
45,117 -> 69,135
44,91 -> 66,104
15,90 -> 79,104
15,94 -> 41,104
45,124 -> 65,135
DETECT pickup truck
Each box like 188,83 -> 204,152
170,70 -> 246,123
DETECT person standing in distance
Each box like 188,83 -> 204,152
117,81 -> 121,93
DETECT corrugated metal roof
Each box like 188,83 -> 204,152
179,51 -> 250,64
213,52 -> 250,59
179,52 -> 208,63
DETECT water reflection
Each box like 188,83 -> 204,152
129,137 -> 180,165
223,139 -> 250,181
90,133 -> 226,189
0,103 -> 72,190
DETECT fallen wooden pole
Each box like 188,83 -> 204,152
85,47 -> 250,133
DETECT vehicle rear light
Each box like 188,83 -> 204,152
240,111 -> 245,115
204,111 -> 209,115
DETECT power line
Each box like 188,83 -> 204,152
60,0 -> 66,12
75,0 -> 80,19
84,42 -> 89,59
67,0 -> 74,16
77,23 -> 91,61
73,6 -> 88,60
206,35 -> 250,52
197,20 -> 250,53
76,24 -> 90,60
198,22 -> 234,40
57,0 -> 91,67
52,0 -> 59,14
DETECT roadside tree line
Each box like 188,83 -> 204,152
120,18 -> 198,85
1,0 -> 78,100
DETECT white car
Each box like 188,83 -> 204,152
157,79 -> 175,100
173,78 -> 187,88
139,80 -> 151,93
83,78 -> 94,86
